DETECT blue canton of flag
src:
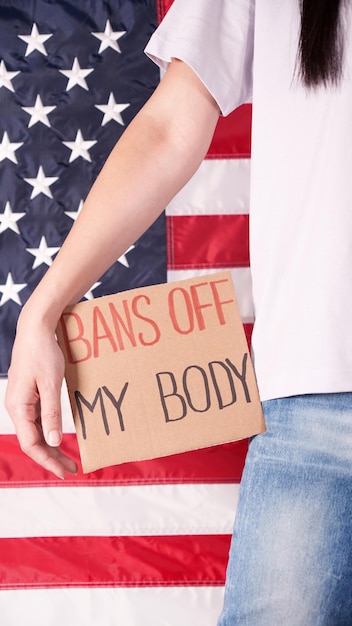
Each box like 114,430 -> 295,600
0,0 -> 165,375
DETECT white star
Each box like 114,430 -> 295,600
22,95 -> 56,128
95,93 -> 130,126
118,245 -> 135,268
18,23 -> 52,57
59,58 -> 93,91
0,202 -> 26,234
92,20 -> 126,54
24,166 -> 59,199
26,235 -> 60,269
63,130 -> 97,162
84,282 -> 101,300
0,132 -> 23,164
0,273 -> 27,306
0,60 -> 20,92
65,199 -> 84,221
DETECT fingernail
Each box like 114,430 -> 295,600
48,430 -> 61,447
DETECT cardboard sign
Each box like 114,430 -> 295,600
56,271 -> 265,473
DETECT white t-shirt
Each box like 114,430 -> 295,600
145,0 -> 352,402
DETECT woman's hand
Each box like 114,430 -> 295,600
5,313 -> 78,479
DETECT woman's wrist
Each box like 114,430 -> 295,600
18,285 -> 67,334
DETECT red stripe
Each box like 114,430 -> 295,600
0,535 -> 231,589
207,105 -> 252,159
156,0 -> 173,21
0,435 -> 248,487
243,322 -> 253,348
167,215 -> 249,270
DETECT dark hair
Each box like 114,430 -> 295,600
298,0 -> 344,87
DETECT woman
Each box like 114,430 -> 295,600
6,1 -> 352,623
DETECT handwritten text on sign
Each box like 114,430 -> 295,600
57,272 -> 265,473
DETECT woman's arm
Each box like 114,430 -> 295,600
5,58 -> 220,478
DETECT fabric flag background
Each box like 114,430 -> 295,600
0,1 -> 253,623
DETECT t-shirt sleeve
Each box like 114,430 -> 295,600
145,0 -> 254,116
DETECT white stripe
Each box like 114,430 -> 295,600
167,159 -> 250,216
0,587 -> 225,626
167,268 -> 254,323
0,483 -> 238,538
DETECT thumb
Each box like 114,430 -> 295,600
39,383 -> 63,447
38,339 -> 66,447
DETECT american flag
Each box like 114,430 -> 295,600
0,1 -> 253,623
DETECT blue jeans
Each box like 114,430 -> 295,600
218,393 -> 352,625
